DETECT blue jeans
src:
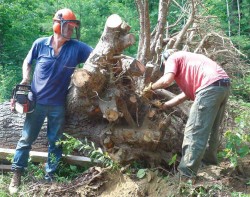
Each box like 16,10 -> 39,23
11,104 -> 65,174
178,85 -> 230,177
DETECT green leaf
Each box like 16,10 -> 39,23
136,169 -> 146,179
70,165 -> 77,172
168,154 -> 177,166
238,146 -> 250,157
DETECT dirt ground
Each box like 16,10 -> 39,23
18,155 -> 250,197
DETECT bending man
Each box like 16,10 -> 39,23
144,49 -> 230,180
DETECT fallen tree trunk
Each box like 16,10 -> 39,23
0,14 -> 190,167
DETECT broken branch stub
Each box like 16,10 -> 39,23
106,14 -> 123,29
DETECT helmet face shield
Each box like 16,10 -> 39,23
61,20 -> 80,40
53,8 -> 81,39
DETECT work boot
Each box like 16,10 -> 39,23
8,170 -> 22,194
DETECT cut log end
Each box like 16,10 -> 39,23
72,69 -> 90,88
104,109 -> 119,122
129,95 -> 137,103
106,14 -> 122,28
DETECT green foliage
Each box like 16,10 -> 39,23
0,171 -> 12,196
231,192 -> 250,197
58,133 -> 119,169
203,0 -> 250,58
26,162 -> 44,179
231,74 -> 250,102
26,158 -> 87,182
0,0 -> 54,101
231,35 -> 250,55
54,162 -> 88,182
6,152 -> 85,183
124,159 -> 150,178
178,182 -> 231,196
0,67 -> 22,102
57,133 -> 82,155
219,130 -> 250,167
6,153 -> 14,163
219,101 -> 250,167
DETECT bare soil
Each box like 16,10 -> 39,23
17,156 -> 250,197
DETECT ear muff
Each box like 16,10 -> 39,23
53,21 -> 61,34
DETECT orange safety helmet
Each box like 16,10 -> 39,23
53,8 -> 80,39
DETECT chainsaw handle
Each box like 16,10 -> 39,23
15,84 -> 31,90
11,84 -> 32,99
11,84 -> 35,114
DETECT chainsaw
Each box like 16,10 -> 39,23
10,84 -> 35,114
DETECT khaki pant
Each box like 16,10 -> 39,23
178,85 -> 230,177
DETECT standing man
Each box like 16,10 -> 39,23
9,8 -> 92,194
143,49 -> 230,181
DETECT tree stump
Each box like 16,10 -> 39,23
65,14 -> 190,165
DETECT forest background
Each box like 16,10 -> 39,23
0,0 -> 249,102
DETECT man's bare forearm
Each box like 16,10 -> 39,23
21,59 -> 31,84
162,92 -> 188,108
151,73 -> 175,90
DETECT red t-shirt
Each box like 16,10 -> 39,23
164,51 -> 229,100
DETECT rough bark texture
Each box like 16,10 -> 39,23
0,102 -> 48,151
64,14 -> 190,165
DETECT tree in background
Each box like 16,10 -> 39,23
0,0 -> 53,101
204,0 -> 250,57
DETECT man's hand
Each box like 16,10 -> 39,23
142,82 -> 153,99
10,98 -> 17,113
20,78 -> 30,85
151,100 -> 163,108
161,102 -> 170,110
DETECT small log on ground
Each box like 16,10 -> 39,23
0,165 -> 11,171
0,148 -> 94,167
